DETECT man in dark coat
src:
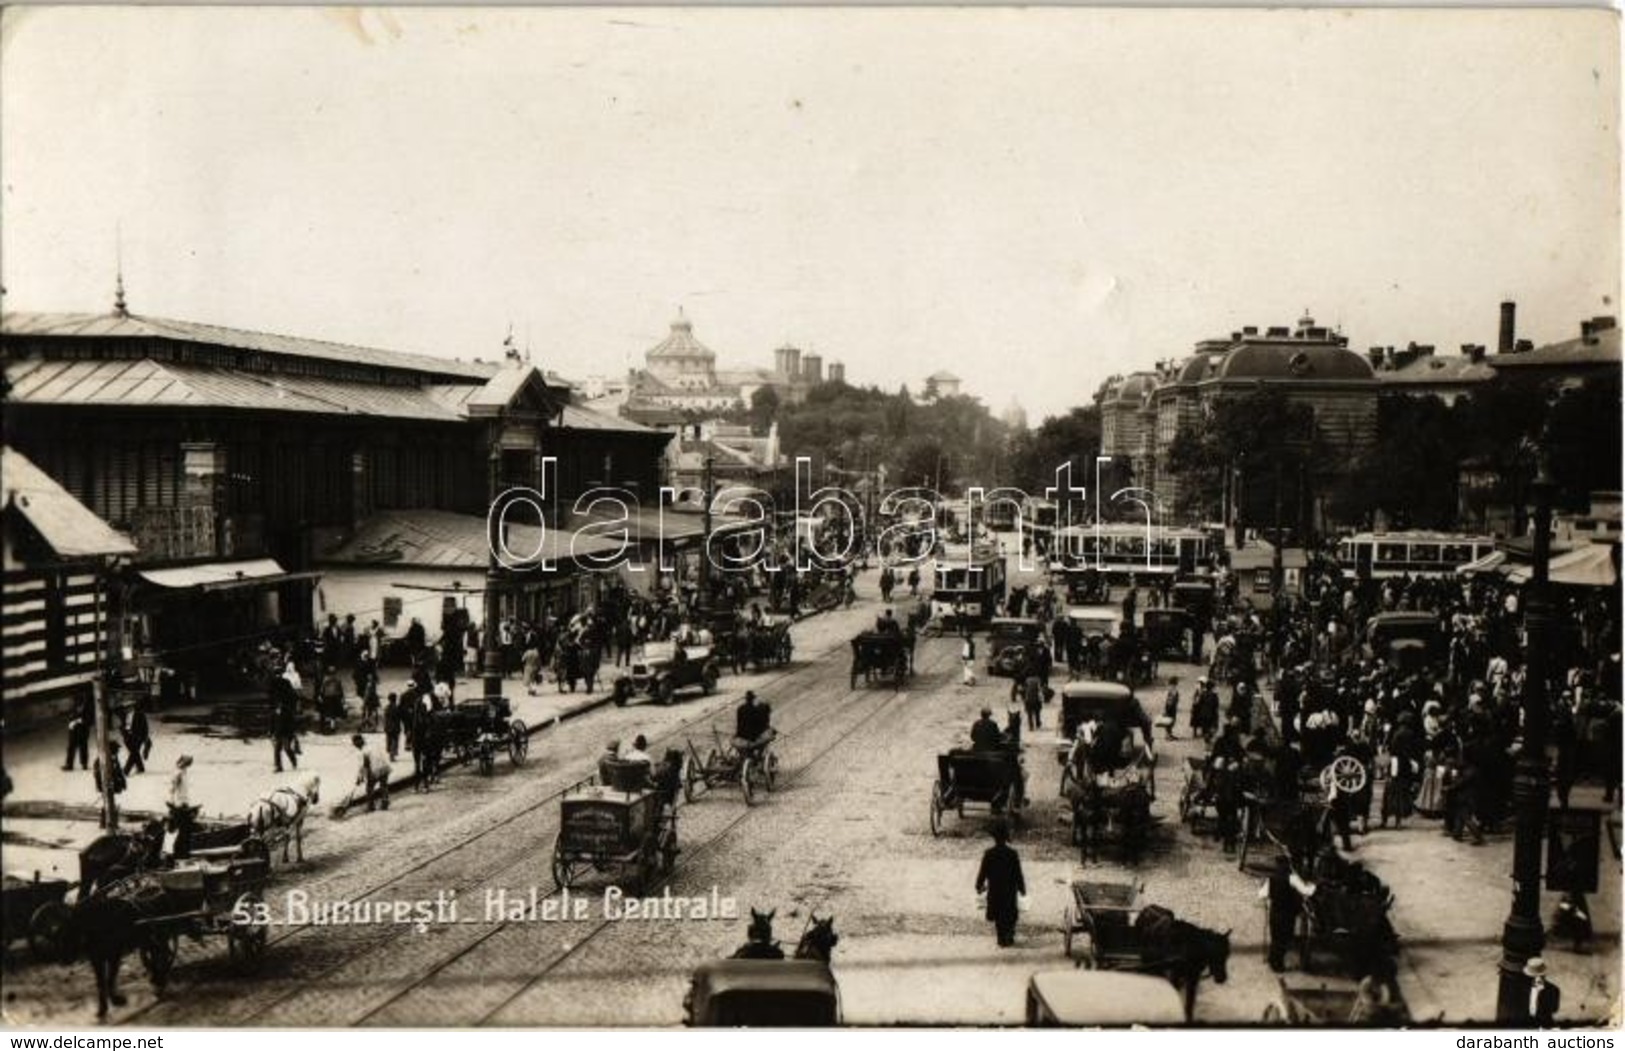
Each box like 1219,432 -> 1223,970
1525,957 -> 1561,1026
975,823 -> 1026,947
63,688 -> 95,771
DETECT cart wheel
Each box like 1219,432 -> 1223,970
28,901 -> 75,963
228,892 -> 269,970
929,782 -> 945,837
740,758 -> 756,807
509,721 -> 529,765
657,678 -> 676,706
552,839 -> 572,889
478,743 -> 496,777
764,751 -> 779,791
684,760 -> 700,803
701,667 -> 718,695
140,933 -> 178,992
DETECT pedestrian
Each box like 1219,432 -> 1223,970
1259,855 -> 1312,972
383,692 -> 402,762
1022,673 -> 1044,731
168,755 -> 196,859
121,700 -> 151,775
522,642 -> 542,695
974,823 -> 1026,948
1160,677 -> 1181,741
960,633 -> 977,687
352,734 -> 392,812
93,741 -> 127,826
1525,957 -> 1561,1026
272,677 -> 300,772
62,688 -> 94,771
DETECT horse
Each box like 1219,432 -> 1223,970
72,894 -> 146,1019
1132,904 -> 1231,1021
79,818 -> 166,898
245,774 -> 321,864
794,913 -> 838,962
731,908 -> 785,960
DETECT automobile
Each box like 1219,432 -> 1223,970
1141,608 -> 1200,661
1067,605 -> 1123,642
986,617 -> 1044,677
683,959 -> 841,1026
613,640 -> 721,706
1025,970 -> 1187,1027
1364,612 -> 1443,671
1170,580 -> 1216,622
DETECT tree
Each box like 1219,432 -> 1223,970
748,386 -> 781,436
1008,406 -> 1103,492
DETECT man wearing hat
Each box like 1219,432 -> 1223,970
1525,957 -> 1560,1026
974,823 -> 1026,948
970,708 -> 1003,751
734,690 -> 773,752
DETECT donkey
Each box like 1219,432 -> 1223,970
1133,904 -> 1231,1022
245,774 -> 321,864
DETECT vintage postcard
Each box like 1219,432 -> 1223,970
0,5 -> 1619,1031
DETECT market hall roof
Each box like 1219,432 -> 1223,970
2,445 -> 137,559
645,312 -> 716,361
2,311 -> 496,383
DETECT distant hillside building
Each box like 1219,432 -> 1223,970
623,312 -> 846,418
924,370 -> 962,400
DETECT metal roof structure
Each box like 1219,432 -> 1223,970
2,445 -> 137,559
320,509 -> 625,569
645,312 -> 716,361
2,311 -> 497,382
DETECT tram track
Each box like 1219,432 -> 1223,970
118,617 -> 933,1026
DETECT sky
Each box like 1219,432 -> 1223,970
1,6 -> 1618,421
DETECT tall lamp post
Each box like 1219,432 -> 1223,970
699,453 -> 714,611
1495,444 -> 1555,1023
481,417 -> 505,701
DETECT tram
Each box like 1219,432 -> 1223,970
1050,524 -> 1213,585
1334,532 -> 1496,580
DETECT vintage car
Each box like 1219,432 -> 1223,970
683,959 -> 841,1026
1025,971 -> 1187,1027
1170,579 -> 1217,623
613,640 -> 721,706
1068,605 -> 1123,642
1141,608 -> 1200,662
986,617 -> 1045,677
1363,612 -> 1443,671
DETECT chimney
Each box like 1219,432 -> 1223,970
1593,315 -> 1617,332
1366,347 -> 1386,369
1582,320 -> 1596,344
1498,301 -> 1516,354
1266,326 -> 1290,338
1515,338 -> 1534,353
1242,326 -> 1259,336
802,353 -> 823,384
1469,345 -> 1486,363
1415,344 -> 1435,358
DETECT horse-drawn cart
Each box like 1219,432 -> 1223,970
431,697 -> 529,776
552,762 -> 678,896
738,616 -> 794,670
2,872 -> 73,959
850,631 -> 914,689
685,728 -> 779,807
929,750 -> 1024,835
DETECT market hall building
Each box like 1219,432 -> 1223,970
1,305 -> 672,720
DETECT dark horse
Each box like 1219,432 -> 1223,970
79,819 -> 166,898
1132,905 -> 1231,1022
793,913 -> 839,962
732,908 -> 786,960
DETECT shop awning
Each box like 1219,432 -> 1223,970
1455,549 -> 1508,577
1506,544 -> 1618,588
137,558 -> 322,592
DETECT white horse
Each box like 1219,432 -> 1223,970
245,774 -> 321,864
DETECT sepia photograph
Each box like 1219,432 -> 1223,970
0,4 -> 1620,1031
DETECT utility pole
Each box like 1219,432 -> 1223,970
699,453 -> 714,612
1496,444 -> 1555,1023
481,416 -> 505,701
93,572 -> 117,829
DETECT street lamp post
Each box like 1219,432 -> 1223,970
481,418 -> 505,701
699,453 -> 714,611
1495,447 -> 1555,1023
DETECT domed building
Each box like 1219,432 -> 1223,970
1101,314 -> 1378,530
623,312 -> 847,420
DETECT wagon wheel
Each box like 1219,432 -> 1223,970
478,740 -> 496,777
551,838 -> 573,889
228,892 -> 268,971
684,758 -> 702,803
740,758 -> 757,807
140,932 -> 179,992
701,666 -> 718,696
763,750 -> 779,791
1320,755 -> 1367,797
508,721 -> 529,765
28,901 -> 75,963
657,678 -> 676,706
929,781 -> 946,837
